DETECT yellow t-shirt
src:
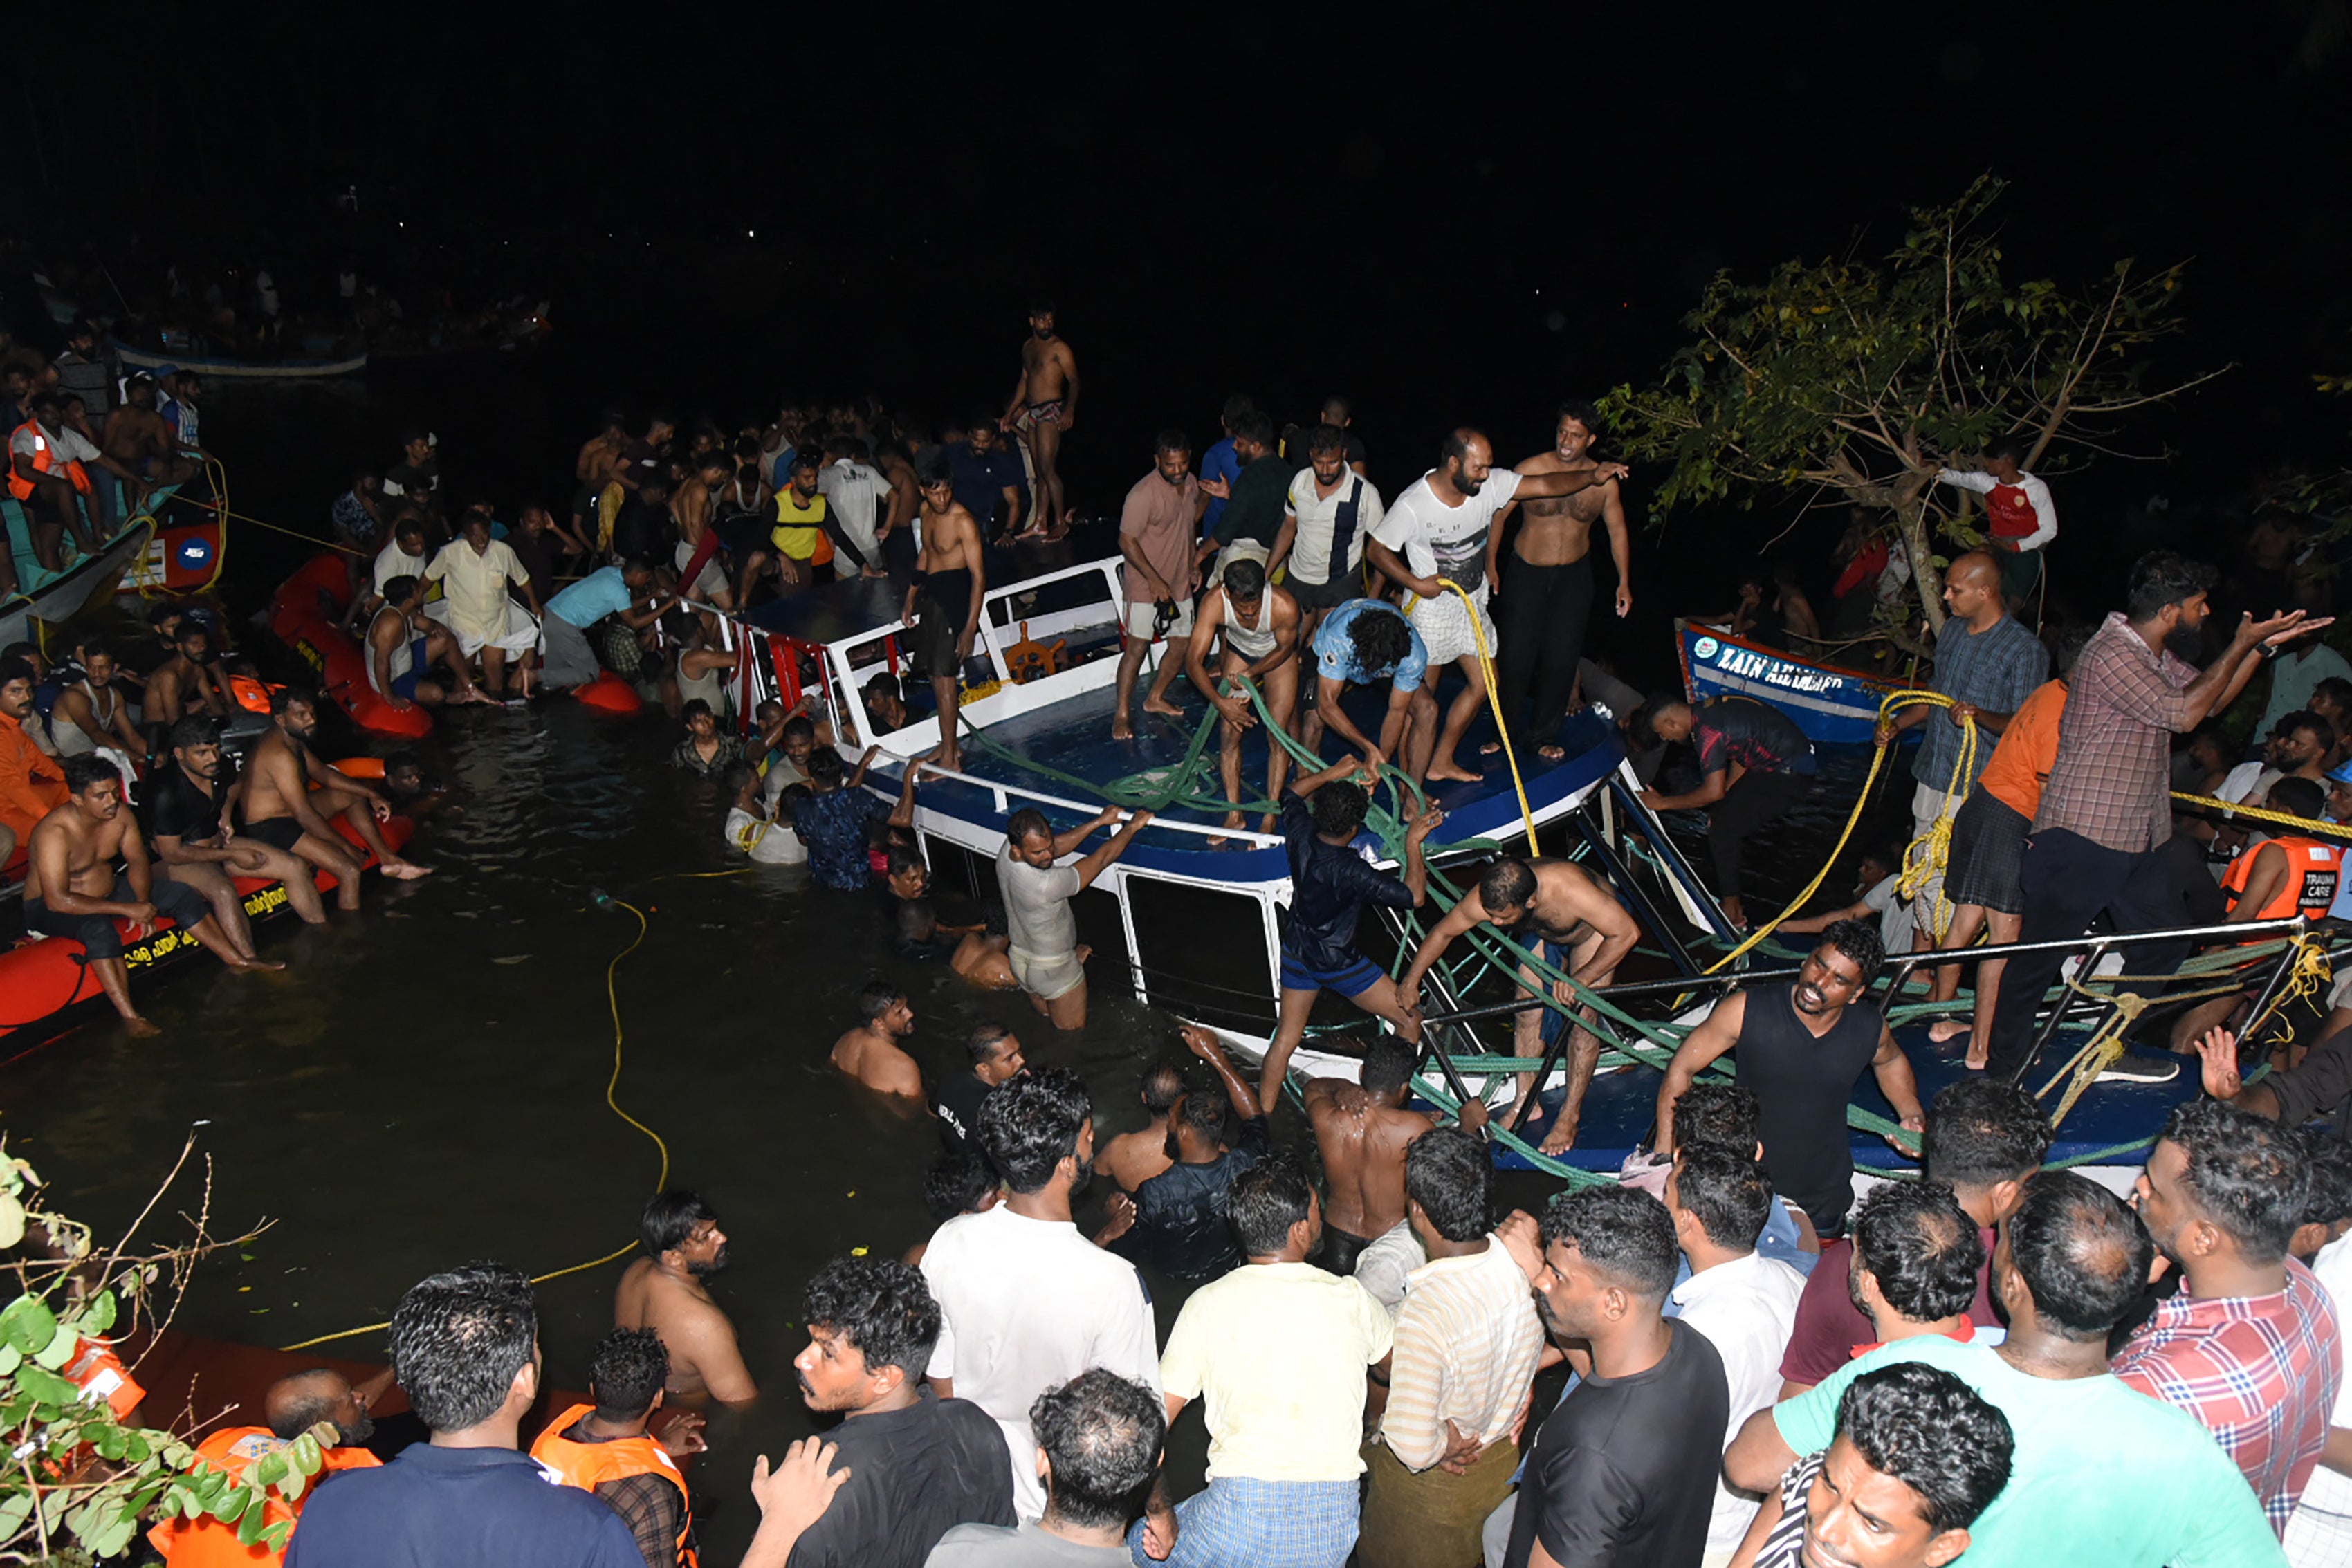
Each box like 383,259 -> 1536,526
771,490 -> 832,563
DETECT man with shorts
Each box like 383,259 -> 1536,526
1257,756 -> 1444,1112
906,451 -> 988,772
1112,430 -> 1206,740
1397,854 -> 1642,1153
1366,428 -> 1628,782
1635,696 -> 1819,930
1184,555 -> 1303,837
25,755 -> 267,1037
426,508 -> 544,700
542,559 -> 679,690
241,688 -> 429,906
1272,423 -> 1384,640
367,575 -> 479,712
1004,299 -> 1078,539
994,805 -> 1153,1031
145,715 -> 324,950
1301,597 -> 1437,779
669,449 -> 737,607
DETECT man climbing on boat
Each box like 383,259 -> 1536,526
1632,695 -> 1817,930
241,687 -> 431,902
1299,596 -> 1436,776
1255,755 -> 1444,1113
1184,553 -> 1303,838
907,452 -> 987,773
1396,854 -> 1642,1154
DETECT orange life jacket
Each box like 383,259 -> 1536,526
64,1335 -> 144,1419
145,1425 -> 381,1567
229,674 -> 275,715
7,420 -> 93,501
529,1403 -> 698,1567
2223,834 -> 2344,922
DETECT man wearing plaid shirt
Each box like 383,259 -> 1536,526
2122,1097 -> 2343,1535
1985,552 -> 2331,1079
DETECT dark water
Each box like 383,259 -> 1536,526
1,363 -> 1904,1556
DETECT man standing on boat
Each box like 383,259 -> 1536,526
1004,300 -> 1078,540
1270,423 -> 1384,643
907,452 -> 987,773
1111,430 -> 1206,741
1985,552 -> 2329,1081
1877,550 -> 2049,948
1184,554 -> 1303,838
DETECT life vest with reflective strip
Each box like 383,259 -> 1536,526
529,1403 -> 699,1567
2223,834 -> 2344,921
8,421 -> 92,501
145,1424 -> 380,1566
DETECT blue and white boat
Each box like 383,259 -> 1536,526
1677,618 -> 1918,745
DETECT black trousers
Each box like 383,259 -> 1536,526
1708,770 -> 1811,899
1496,553 -> 1594,748
1986,829 -> 2193,1080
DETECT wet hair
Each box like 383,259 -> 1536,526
977,1067 -> 1090,1194
2004,1170 -> 2151,1341
1671,1143 -> 1774,1252
1405,1126 -> 1493,1243
1538,1184 -> 1679,1300
924,1154 -> 1000,1222
1175,1085 -> 1227,1143
886,845 -> 925,881
1554,398 -> 1605,442
776,783 -> 812,825
1836,1362 -> 2015,1534
1229,1157 -> 1316,1256
1029,1371 -> 1164,1532
638,1190 -> 720,1257
2302,1129 -> 2352,1228
966,1021 -> 1018,1067
807,748 -> 845,784
1359,1033 -> 1419,1098
2270,775 -> 2326,822
587,1327 -> 670,1422
1674,1082 -> 1763,1154
1139,1061 -> 1186,1114
1984,434 -> 2026,465
270,685 -> 315,717
1480,858 -> 1538,912
1006,806 -> 1054,845
1921,1079 -> 2052,1190
804,1255 -> 941,1383
387,1262 -> 536,1435
1232,410 -> 1274,447
857,979 -> 906,1020
1307,422 -> 1348,457
1849,1181 -> 1984,1324
1222,558 -> 1266,600
1153,427 -> 1191,458
780,714 -> 816,744
167,716 -> 217,750
1347,605 -> 1413,672
2124,551 -> 2220,620
1819,917 -> 1884,986
681,699 -> 715,724
1220,393 -> 1256,427
1307,779 -> 1368,838
2160,1096 -> 2309,1263
63,754 -> 118,793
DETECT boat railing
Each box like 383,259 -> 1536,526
865,752 -> 1287,847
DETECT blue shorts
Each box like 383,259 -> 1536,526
391,636 -> 428,700
1280,948 -> 1388,999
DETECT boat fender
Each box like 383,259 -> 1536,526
577,672 -> 644,714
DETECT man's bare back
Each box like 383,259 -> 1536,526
829,1024 -> 924,1100
1306,1081 -> 1434,1241
1098,1124 -> 1174,1193
615,1258 -> 753,1401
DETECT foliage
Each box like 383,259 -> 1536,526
0,1135 -> 304,1566
1601,176 -> 2223,634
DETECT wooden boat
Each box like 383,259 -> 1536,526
111,338 -> 366,381
1676,618 -> 1918,745
0,524 -> 156,649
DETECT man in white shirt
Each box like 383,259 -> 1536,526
1664,1144 -> 1808,1567
1272,423 -> 1385,635
920,1068 -> 1161,1522
817,438 -> 896,568
1365,428 -> 1624,784
423,509 -> 542,700
352,515 -> 434,634
1361,1127 -> 1543,1568
1936,436 -> 2055,608
8,392 -> 102,568
2286,1134 -> 2352,1565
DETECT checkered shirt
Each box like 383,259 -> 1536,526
2111,1256 -> 2343,1535
1914,611 -> 2049,794
2034,611 -> 2203,851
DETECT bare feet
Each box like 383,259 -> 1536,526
124,1015 -> 163,1039
1112,711 -> 1134,741
1539,1113 -> 1579,1156
1426,757 -> 1482,784
382,860 -> 434,880
1963,1044 -> 1990,1072
1538,744 -> 1565,762
1207,810 -> 1247,848
1927,1020 -> 1970,1044
1720,896 -> 1749,928
1141,695 -> 1183,721
1258,812 -> 1277,836
933,748 -> 962,774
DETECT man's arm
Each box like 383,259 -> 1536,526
151,831 -> 236,868
1653,993 -> 1748,1156
1399,894 -> 1483,1007
1050,807 -> 1122,857
2196,1026 -> 2291,1120
1057,345 -> 1079,423
1314,672 -> 1384,765
2228,843 -> 2290,923
1398,808 -> 1443,907
1366,539 -> 1443,602
888,762 -> 925,829
817,506 -> 873,575
1183,598 -> 1231,708
1868,1029 -> 1927,1141
1515,462 -> 1630,502
1723,1403 -> 1802,1494
1072,810 -> 1153,889
1639,764 -> 1729,813
1773,898 -> 1877,936
1180,1025 -> 1259,1125
737,1441 -> 851,1568
1268,509 -> 1298,574
366,616 -> 405,708
1599,480 -> 1633,616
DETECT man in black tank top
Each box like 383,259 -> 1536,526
1651,919 -> 1924,1237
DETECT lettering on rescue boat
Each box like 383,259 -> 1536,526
1696,640 -> 1850,697
118,885 -> 292,972
293,638 -> 327,680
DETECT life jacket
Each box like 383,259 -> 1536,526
2223,834 -> 2344,922
145,1425 -> 380,1566
529,1403 -> 699,1567
1985,481 -> 2039,541
771,490 -> 832,565
64,1335 -> 144,1419
229,674 -> 275,715
8,420 -> 93,501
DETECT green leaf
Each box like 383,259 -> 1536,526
32,1320 -> 80,1369
0,1190 -> 24,1249
206,1483 -> 247,1522
91,1422 -> 125,1460
252,1451 -> 287,1488
82,1291 -> 116,1335
261,1518 -> 297,1550
0,1493 -> 30,1535
89,1511 -> 140,1558
17,1363 -> 78,1405
278,1463 -> 308,1503
0,1294 -> 57,1354
287,1431 -> 323,1475
236,1492 -> 274,1546
122,1426 -> 151,1462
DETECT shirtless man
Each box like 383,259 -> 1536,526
144,620 -> 232,739
1302,1033 -> 1485,1275
239,688 -> 430,906
829,979 -> 924,1101
1398,856 -> 1642,1154
24,757 -> 270,1037
367,575 -> 481,713
1184,555 -> 1303,836
146,716 -> 324,951
1491,401 -> 1631,759
573,413 -> 627,553
1004,301 -> 1078,539
950,903 -> 1019,990
871,438 -> 922,573
1095,1061 -> 1186,1195
905,452 -> 987,772
614,1190 -> 757,1403
670,450 -> 735,607
101,373 -> 197,499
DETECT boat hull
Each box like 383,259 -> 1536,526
111,338 -> 366,380
0,527 -> 155,647
1677,620 -> 1915,745
268,553 -> 433,738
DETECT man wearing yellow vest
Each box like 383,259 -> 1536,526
531,1327 -> 708,1568
737,452 -> 878,605
149,1367 -> 388,1566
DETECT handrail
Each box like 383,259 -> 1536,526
872,753 -> 1287,847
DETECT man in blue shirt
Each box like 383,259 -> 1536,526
792,746 -> 923,891
1301,598 -> 1436,776
943,418 -> 1028,542
285,1262 -> 645,1568
542,558 -> 677,690
1197,393 -> 1252,541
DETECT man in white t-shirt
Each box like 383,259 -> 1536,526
2287,1150 -> 2352,1562
1365,429 -> 1625,784
817,439 -> 895,566
1273,423 -> 1385,637
921,1069 -> 1163,1522
8,393 -> 102,568
348,515 -> 435,636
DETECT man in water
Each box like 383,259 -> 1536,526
906,452 -> 987,772
995,804 -> 1153,1030
1655,919 -> 1925,1239
1184,555 -> 1303,836
1258,755 -> 1442,1112
1303,1033 -> 1482,1275
1634,695 -> 1819,930
615,1190 -> 757,1403
424,509 -> 542,701
1271,423 -> 1386,642
145,715 -> 324,950
1096,1060 -> 1186,1194
1397,854 -> 1642,1154
1300,596 -> 1438,777
25,756 -> 269,1037
832,979 -> 924,1102
1491,401 -> 1633,759
950,903 -> 1020,992
240,687 -> 430,904
1004,299 -> 1078,539
1112,430 -> 1207,740
1366,428 -> 1628,782
932,1022 -> 1027,1156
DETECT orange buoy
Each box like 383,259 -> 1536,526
576,671 -> 644,714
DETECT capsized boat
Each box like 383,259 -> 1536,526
1677,618 -> 1919,745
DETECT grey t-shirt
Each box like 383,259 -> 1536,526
996,840 -> 1082,959
925,1521 -> 1132,1567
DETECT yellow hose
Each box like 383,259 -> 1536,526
1406,580 -> 1539,856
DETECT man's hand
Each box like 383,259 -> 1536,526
1457,1097 -> 1490,1135
749,1440 -> 850,1535
1496,1209 -> 1545,1283
1597,462 -> 1630,483
1615,584 -> 1633,618
1637,788 -> 1664,809
861,744 -> 884,768
955,628 -> 977,662
388,696 -> 416,713
1407,807 -> 1444,842
1096,1190 -> 1137,1246
1179,1024 -> 1223,1061
1950,702 -> 1979,726
2196,1026 -> 2243,1100
1359,744 -> 1387,774
1199,475 -> 1231,501
1091,806 -> 1122,830
1435,1418 -> 1487,1477
1215,692 -> 1255,728
658,1411 -> 709,1459
1885,1112 -> 1925,1153
1872,721 -> 1894,749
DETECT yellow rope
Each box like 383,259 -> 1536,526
277,898 -> 670,1351
2171,791 -> 2352,838
1405,580 -> 1538,856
